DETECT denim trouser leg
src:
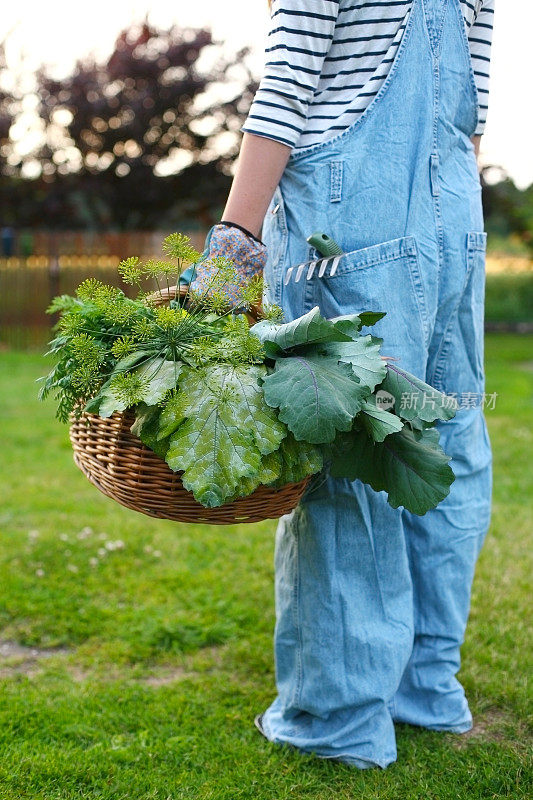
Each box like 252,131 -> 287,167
261,476 -> 414,768
391,407 -> 492,731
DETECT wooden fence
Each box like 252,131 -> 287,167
0,229 -> 207,258
0,230 -> 208,350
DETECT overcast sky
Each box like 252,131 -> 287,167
2,0 -> 531,188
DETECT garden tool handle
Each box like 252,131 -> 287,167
306,232 -> 344,258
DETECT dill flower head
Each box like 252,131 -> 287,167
238,274 -> 264,310
111,336 -> 137,360
153,306 -> 188,331
110,372 -> 150,407
118,256 -> 142,285
161,233 -> 201,264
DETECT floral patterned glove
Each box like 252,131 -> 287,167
189,222 -> 267,305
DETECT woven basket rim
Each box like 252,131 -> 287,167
69,410 -> 311,523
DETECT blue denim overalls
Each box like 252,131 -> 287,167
260,0 -> 492,769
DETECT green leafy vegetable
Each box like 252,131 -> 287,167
316,335 -> 387,392
330,425 -> 455,515
273,432 -> 323,486
164,365 -> 280,507
359,396 -> 404,442
227,365 -> 287,455
262,354 -> 368,444
228,450 -> 283,501
251,305 -> 364,350
381,365 -> 458,423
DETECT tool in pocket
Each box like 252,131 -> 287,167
284,232 -> 346,285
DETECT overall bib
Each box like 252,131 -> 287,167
260,0 -> 492,769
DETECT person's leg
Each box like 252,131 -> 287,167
391,407 -> 492,731
391,233 -> 493,731
260,474 -> 414,768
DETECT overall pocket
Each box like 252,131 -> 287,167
431,231 -> 487,396
460,231 -> 487,394
316,235 -> 429,376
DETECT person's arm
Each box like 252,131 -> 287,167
222,133 -> 291,240
221,1 -> 340,237
241,0 -> 339,148
469,0 -> 495,146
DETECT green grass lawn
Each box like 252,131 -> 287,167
0,336 -> 531,800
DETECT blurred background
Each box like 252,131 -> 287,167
0,0 -> 532,348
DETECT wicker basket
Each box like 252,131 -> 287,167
69,411 -> 310,524
68,286 -> 310,524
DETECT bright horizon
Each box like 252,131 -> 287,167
1,0 -> 531,189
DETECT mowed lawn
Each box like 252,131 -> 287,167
0,335 -> 531,800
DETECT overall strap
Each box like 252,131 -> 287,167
421,0 -> 450,57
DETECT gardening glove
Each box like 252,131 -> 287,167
185,222 -> 267,306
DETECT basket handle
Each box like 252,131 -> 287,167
146,284 -> 260,326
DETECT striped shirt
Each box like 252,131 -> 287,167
242,0 -> 494,150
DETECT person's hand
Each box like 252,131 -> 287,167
189,222 -> 267,306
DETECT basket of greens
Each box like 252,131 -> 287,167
39,232 -> 458,524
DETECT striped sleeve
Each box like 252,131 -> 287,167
241,0 -> 340,148
468,0 -> 495,136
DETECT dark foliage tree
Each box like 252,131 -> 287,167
0,41 -> 13,174
481,167 -> 533,254
32,21 -> 257,229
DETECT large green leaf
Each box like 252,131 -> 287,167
133,357 -> 181,405
272,431 -> 323,486
164,366 -> 276,507
131,403 -> 170,460
317,334 -> 387,392
359,396 -> 404,442
159,364 -> 286,453
381,365 -> 458,423
226,365 -> 287,455
262,354 -> 368,444
84,356 -> 180,418
251,306 -> 365,351
330,425 -> 455,516
228,450 -> 283,502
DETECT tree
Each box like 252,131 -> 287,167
32,21 -> 257,229
481,167 -> 533,254
0,40 -> 13,176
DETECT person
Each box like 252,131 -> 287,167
191,0 -> 495,769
